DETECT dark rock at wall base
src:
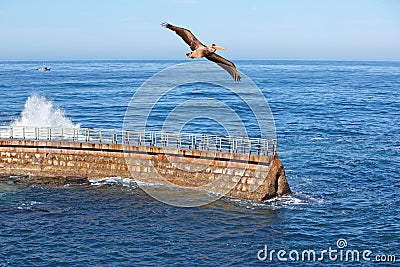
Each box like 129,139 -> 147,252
65,176 -> 90,185
0,174 -> 89,187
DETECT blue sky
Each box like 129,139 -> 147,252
1,0 -> 399,60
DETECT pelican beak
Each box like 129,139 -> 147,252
213,45 -> 226,50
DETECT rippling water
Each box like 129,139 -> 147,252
0,60 -> 399,266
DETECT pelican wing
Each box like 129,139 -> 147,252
162,22 -> 205,51
206,53 -> 241,82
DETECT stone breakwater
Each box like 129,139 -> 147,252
0,139 -> 291,202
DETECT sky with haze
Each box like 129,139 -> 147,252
1,0 -> 399,60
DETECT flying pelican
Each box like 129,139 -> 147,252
162,22 -> 241,81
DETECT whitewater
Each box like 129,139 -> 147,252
11,95 -> 79,128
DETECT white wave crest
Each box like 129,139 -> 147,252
11,95 -> 79,128
89,177 -> 138,188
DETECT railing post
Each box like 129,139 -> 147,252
125,130 -> 129,145
272,140 -> 276,156
249,140 -> 252,154
234,138 -> 237,153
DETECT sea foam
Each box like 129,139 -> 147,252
11,95 -> 79,128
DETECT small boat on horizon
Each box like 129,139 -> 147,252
37,65 -> 51,71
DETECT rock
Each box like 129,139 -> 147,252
65,176 -> 89,185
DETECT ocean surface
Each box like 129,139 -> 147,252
0,60 -> 399,266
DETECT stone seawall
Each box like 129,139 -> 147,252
0,139 -> 291,202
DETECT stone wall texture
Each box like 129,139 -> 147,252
0,139 -> 291,202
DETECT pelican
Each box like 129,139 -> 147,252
162,22 -> 241,81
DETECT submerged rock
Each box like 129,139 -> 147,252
0,174 -> 89,187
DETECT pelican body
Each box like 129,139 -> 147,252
162,22 -> 241,81
186,43 -> 226,59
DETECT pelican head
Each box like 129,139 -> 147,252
209,43 -> 226,51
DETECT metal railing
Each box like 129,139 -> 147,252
0,126 -> 276,156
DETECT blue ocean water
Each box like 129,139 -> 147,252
0,60 -> 399,266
